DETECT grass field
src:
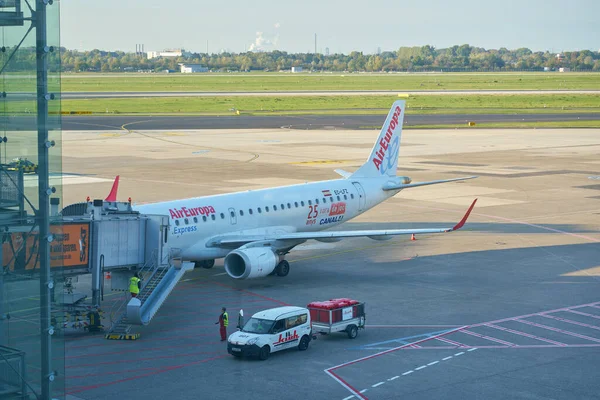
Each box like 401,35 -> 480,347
56,72 -> 600,92
406,120 -> 600,129
59,94 -> 600,115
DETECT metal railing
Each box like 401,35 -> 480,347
107,249 -> 160,329
0,345 -> 27,399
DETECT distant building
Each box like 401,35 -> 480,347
291,66 -> 303,73
179,63 -> 208,73
559,67 -> 571,73
147,49 -> 190,60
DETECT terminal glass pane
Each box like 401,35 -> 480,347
0,0 -> 64,398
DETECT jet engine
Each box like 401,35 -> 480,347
224,247 -> 278,279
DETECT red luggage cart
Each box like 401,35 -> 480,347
307,298 -> 366,339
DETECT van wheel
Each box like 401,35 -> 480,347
347,325 -> 358,339
258,345 -> 270,360
298,335 -> 310,351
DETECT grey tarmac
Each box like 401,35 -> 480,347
47,127 -> 600,400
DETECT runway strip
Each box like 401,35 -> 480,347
51,113 -> 600,131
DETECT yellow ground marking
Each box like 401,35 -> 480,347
290,160 -> 353,165
162,132 -> 187,136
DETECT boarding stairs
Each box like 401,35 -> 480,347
106,249 -> 192,339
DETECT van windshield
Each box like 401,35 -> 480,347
242,318 -> 274,334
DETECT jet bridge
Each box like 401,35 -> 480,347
57,198 -> 192,340
3,195 -> 187,338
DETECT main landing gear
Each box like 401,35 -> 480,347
194,259 -> 215,269
270,259 -> 290,277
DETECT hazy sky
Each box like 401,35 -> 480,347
61,0 -> 599,54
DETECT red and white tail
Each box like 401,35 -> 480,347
105,175 -> 120,201
351,100 -> 405,178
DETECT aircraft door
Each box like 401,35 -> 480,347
352,182 -> 366,211
228,208 -> 237,225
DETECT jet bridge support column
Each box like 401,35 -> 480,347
91,254 -> 103,307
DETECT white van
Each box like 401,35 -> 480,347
227,306 -> 312,360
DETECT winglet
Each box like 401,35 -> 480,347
105,175 -> 120,202
452,198 -> 477,231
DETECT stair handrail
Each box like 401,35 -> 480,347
107,249 -> 159,331
107,292 -> 128,326
139,248 -> 160,291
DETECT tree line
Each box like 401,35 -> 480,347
6,45 -> 600,73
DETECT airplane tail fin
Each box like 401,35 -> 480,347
105,175 -> 120,202
351,100 -> 405,178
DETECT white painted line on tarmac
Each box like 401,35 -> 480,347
213,272 -> 228,276
328,326 -> 468,400
325,370 -> 366,400
340,347 -> 481,399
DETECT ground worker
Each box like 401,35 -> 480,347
216,307 -> 229,341
237,309 -> 244,331
129,272 -> 141,298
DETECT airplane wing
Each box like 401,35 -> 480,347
383,176 -> 478,191
207,199 -> 477,248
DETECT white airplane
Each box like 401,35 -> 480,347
105,100 -> 477,279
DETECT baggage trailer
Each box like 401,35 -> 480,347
307,298 -> 365,339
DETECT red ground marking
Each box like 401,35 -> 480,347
436,336 -> 467,347
66,340 -> 222,360
68,366 -> 161,380
461,329 -> 516,347
484,323 -> 566,346
515,319 -> 600,343
66,350 -> 223,369
470,301 -> 600,328
66,354 -> 228,395
567,309 -> 600,320
209,281 -> 290,306
539,314 -> 600,331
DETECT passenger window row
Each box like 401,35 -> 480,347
174,193 -> 354,226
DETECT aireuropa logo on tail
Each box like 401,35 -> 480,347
372,105 -> 402,175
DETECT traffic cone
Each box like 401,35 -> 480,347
410,234 -> 416,241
